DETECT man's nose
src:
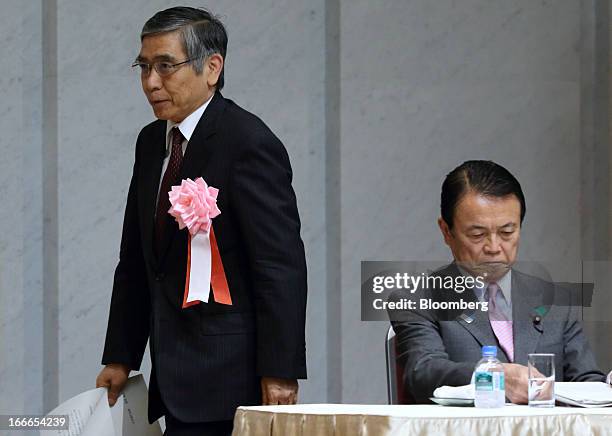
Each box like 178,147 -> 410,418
484,235 -> 501,253
142,68 -> 163,92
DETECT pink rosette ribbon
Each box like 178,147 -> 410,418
168,178 -> 232,307
168,178 -> 221,234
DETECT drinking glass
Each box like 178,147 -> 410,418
528,353 -> 555,407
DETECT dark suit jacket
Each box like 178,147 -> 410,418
101,92 -> 307,423
389,263 -> 605,403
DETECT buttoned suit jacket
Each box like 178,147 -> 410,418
389,263 -> 605,403
102,91 -> 308,423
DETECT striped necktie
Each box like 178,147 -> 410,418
486,282 -> 514,362
154,127 -> 184,253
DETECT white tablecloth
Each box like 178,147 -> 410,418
232,404 -> 612,435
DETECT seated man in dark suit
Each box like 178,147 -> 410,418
389,160 -> 611,403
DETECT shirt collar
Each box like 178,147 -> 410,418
165,94 -> 213,147
495,269 -> 512,301
456,264 -> 512,302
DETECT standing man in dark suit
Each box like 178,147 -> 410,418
95,7 -> 307,435
389,160 -> 611,404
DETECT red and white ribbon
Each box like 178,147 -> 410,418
168,178 -> 232,308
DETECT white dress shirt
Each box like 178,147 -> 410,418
156,95 -> 213,208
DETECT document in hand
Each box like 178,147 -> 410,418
555,382 -> 612,408
41,374 -> 162,435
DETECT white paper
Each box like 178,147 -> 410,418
41,387 -> 114,436
42,374 -> 162,435
117,375 -> 162,436
555,382 -> 612,407
433,384 -> 475,400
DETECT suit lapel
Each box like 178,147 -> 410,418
180,92 -> 226,181
437,264 -> 501,354
137,120 -> 166,266
157,92 -> 227,266
443,266 -> 547,363
512,271 -> 545,364
457,306 -> 501,356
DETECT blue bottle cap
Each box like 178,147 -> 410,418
482,345 -> 497,356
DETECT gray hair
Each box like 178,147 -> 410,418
141,7 -> 228,90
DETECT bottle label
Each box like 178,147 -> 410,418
475,372 -> 493,391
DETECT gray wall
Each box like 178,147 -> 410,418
1,0 -> 30,416
1,0 -> 610,416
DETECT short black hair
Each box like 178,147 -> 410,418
440,160 -> 526,229
142,7 -> 228,90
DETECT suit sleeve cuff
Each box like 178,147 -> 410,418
257,352 -> 307,380
101,351 -> 142,372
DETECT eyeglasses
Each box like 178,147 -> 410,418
131,58 -> 197,77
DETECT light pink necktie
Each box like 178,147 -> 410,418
487,282 -> 514,362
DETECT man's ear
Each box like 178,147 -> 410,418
206,54 -> 224,88
438,217 -> 453,246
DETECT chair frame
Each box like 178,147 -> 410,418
385,325 -> 399,404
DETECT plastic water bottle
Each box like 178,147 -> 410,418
474,345 -> 505,408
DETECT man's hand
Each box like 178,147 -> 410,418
96,363 -> 130,407
502,363 -> 529,404
261,377 -> 298,405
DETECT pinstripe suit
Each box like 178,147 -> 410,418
101,91 -> 308,423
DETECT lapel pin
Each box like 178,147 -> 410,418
459,313 -> 474,324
